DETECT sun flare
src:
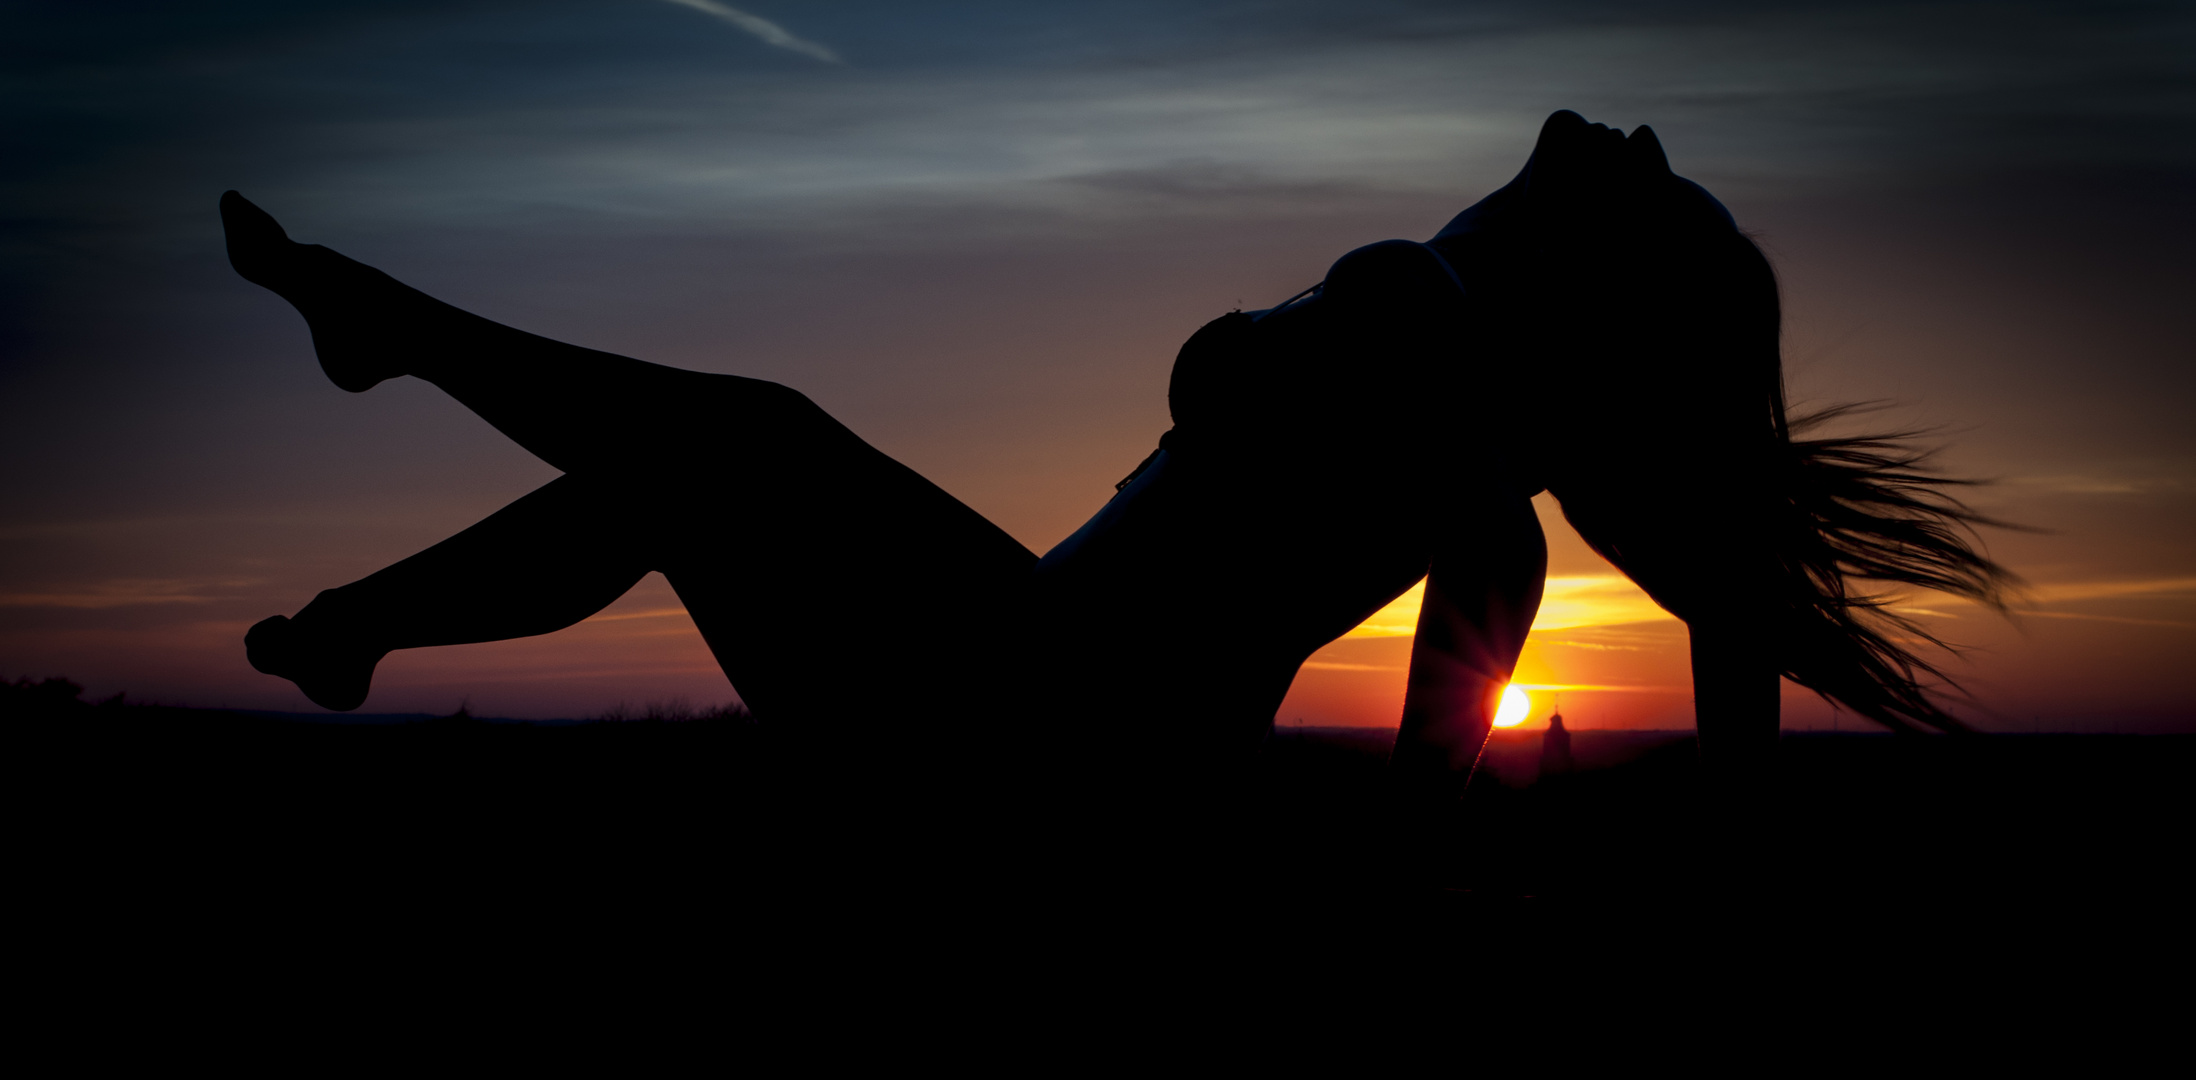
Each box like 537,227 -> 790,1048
1492,684 -> 1531,728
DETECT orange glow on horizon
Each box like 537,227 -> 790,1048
1340,574 -> 1678,640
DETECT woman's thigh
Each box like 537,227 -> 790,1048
649,403 -> 1039,731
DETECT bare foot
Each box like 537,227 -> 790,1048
220,191 -> 413,393
245,614 -> 388,712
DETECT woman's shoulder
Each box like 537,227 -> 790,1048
1168,310 -> 1260,430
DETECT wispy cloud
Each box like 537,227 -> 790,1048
0,577 -> 252,609
2031,577 -> 2196,603
2009,473 -> 2192,496
661,0 -> 841,64
2026,610 -> 2193,629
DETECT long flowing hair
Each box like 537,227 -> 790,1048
1536,224 -> 2021,734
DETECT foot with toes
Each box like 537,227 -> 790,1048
220,191 -> 414,393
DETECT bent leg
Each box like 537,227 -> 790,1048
252,452 -> 1039,725
248,473 -> 654,710
303,477 -> 653,650
658,432 -> 1039,736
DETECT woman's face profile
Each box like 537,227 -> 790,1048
1434,113 -> 1678,250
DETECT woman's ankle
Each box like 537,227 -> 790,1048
245,612 -> 388,712
220,191 -> 411,393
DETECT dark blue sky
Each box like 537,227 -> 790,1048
4,1 -> 2191,724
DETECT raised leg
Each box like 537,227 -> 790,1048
222,191 -> 810,476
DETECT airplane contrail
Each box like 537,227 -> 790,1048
661,0 -> 842,64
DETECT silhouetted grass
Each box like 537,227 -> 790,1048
591,697 -> 752,725
13,672 -> 2190,950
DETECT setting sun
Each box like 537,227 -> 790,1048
1492,684 -> 1531,728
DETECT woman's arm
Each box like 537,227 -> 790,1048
1688,621 -> 1781,778
1389,494 -> 1546,788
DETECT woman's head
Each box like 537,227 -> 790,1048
1467,111 -> 2020,733
1433,111 -> 1737,252
1451,114 -> 1786,486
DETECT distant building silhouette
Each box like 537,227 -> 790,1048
1540,712 -> 1574,777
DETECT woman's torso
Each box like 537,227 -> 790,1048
1020,239 -> 1522,747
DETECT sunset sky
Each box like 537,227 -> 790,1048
4,1 -> 2191,731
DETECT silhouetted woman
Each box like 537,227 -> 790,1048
226,111 -> 2015,782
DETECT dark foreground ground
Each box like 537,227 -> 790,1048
14,680 -> 2192,986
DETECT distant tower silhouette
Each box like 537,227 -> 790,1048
1539,711 -> 1574,777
